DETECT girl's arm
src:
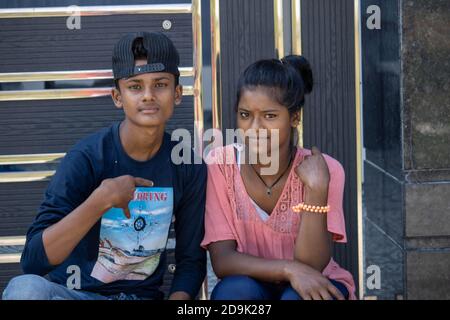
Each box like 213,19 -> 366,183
208,240 -> 343,300
294,186 -> 332,272
208,240 -> 290,282
294,147 -> 336,272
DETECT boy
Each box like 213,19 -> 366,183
2,32 -> 207,300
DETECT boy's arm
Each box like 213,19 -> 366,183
21,151 -> 152,274
169,162 -> 207,300
21,150 -> 97,275
42,175 -> 152,266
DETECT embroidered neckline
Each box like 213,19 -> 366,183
224,145 -> 307,234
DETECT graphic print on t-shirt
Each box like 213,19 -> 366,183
91,187 -> 173,283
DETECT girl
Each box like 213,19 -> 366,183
201,56 -> 356,300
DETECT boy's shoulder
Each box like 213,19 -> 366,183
166,134 -> 206,166
70,123 -> 116,156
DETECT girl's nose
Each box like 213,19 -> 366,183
250,117 -> 261,130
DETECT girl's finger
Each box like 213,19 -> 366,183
302,293 -> 312,301
311,291 -> 322,300
319,289 -> 333,301
328,284 -> 345,300
311,146 -> 322,156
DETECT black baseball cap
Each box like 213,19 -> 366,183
112,31 -> 180,80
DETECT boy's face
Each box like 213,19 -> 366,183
111,59 -> 182,128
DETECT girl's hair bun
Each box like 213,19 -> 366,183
281,55 -> 313,94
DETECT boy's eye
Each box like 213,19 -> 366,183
155,82 -> 168,88
129,84 -> 141,90
265,114 -> 277,119
239,111 -> 250,119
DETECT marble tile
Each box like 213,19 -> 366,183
405,182 -> 450,237
406,251 -> 450,299
402,0 -> 450,170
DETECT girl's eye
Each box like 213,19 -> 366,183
265,114 -> 277,119
239,112 -> 250,119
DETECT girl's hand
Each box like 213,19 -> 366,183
285,261 -> 345,300
295,146 -> 330,193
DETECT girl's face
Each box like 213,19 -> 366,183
236,87 -> 299,158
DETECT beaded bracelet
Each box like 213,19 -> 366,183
292,202 -> 330,213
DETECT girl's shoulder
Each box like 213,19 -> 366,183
204,144 -> 238,167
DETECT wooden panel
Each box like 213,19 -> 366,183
0,13 -> 193,73
301,0 -> 359,288
0,181 -> 49,237
0,263 -> 23,296
0,0 -> 191,8
219,0 -> 276,130
0,96 -> 194,155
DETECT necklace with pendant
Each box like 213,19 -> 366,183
250,151 -> 294,196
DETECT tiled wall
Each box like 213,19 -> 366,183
362,0 -> 450,299
402,0 -> 450,299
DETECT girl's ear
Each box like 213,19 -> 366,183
111,88 -> 123,109
290,110 -> 301,127
174,84 -> 183,106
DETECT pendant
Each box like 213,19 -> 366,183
267,188 -> 271,195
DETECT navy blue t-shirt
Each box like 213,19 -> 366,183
20,122 -> 207,299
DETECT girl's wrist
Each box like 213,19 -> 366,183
304,186 -> 328,206
282,260 -> 296,282
282,260 -> 307,282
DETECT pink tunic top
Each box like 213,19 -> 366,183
201,145 -> 357,300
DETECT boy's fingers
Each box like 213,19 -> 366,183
134,177 -> 154,187
123,206 -> 131,219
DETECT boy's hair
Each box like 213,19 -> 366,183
113,32 -> 180,90
235,55 -> 313,114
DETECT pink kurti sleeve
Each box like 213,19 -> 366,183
201,150 -> 237,249
324,156 -> 347,243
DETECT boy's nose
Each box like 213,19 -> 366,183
142,86 -> 155,101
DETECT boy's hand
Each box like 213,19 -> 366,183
97,175 -> 154,218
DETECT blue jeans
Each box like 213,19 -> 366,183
2,274 -> 142,300
211,275 -> 349,300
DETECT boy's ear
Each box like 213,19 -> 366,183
111,87 -> 123,109
174,84 -> 183,106
290,110 -> 301,127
